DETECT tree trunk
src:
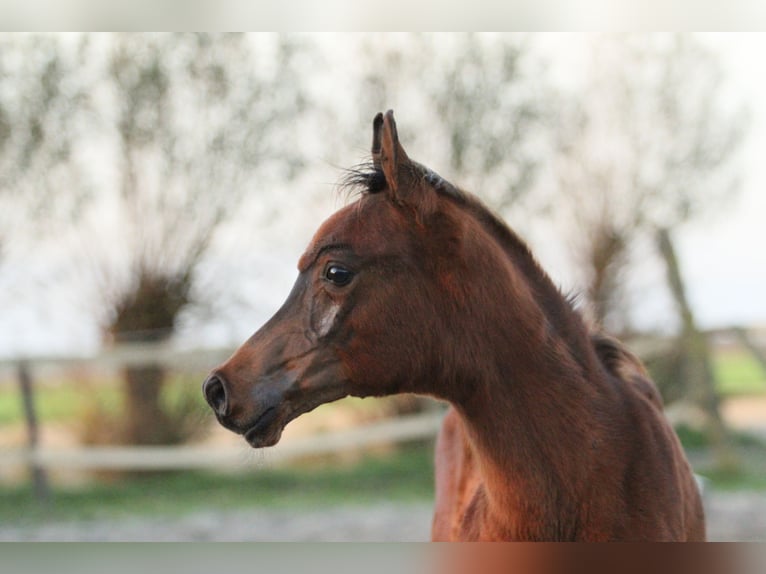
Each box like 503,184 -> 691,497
656,227 -> 737,470
585,223 -> 628,330
108,271 -> 191,446
121,364 -> 174,445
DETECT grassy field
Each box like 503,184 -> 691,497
701,462 -> 766,491
0,374 -> 205,428
0,442 -> 436,526
713,349 -> 766,396
0,383 -> 112,427
1,438 -> 764,528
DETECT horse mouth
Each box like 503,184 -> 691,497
236,373 -> 350,449
243,407 -> 282,448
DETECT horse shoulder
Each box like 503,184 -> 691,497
590,332 -> 705,540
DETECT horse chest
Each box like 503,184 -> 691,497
433,408 -> 524,541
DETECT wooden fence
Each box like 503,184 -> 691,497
0,342 -> 446,503
1,325 -> 764,502
1,411 -> 445,471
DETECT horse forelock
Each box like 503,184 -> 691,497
339,159 -> 467,202
339,162 -> 387,198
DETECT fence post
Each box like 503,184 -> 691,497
17,361 -> 50,505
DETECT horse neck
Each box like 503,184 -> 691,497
440,219 -> 613,535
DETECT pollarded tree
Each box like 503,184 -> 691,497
551,34 -> 747,467
553,34 -> 746,332
356,34 -> 549,210
89,33 -> 308,444
0,34 -> 92,271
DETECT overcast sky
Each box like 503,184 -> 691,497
672,35 -> 766,328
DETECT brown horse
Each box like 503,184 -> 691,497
203,111 -> 705,541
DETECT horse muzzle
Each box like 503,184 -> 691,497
202,370 -> 293,447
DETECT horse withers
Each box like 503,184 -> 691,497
203,111 -> 705,541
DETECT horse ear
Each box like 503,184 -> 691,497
371,112 -> 384,167
371,110 -> 411,200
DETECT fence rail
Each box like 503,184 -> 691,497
1,324 -> 764,501
0,344 -> 235,375
0,411 -> 445,472
0,341 -> 445,501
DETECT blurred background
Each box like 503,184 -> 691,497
0,33 -> 764,541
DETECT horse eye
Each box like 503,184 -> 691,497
325,265 -> 354,286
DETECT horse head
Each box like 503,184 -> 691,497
202,111 -> 473,447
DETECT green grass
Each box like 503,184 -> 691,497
3,439 -> 764,530
713,349 -> 766,396
0,442 -> 435,526
676,427 -> 766,492
675,424 -> 766,451
0,384 -> 120,426
0,374 -> 205,427
701,465 -> 766,491
691,440 -> 766,492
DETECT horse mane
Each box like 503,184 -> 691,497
460,190 -> 604,375
341,164 -> 551,292
341,161 -> 468,202
590,332 -> 664,407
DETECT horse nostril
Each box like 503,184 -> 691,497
203,374 -> 229,417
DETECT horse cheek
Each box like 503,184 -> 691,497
316,301 -> 341,339
307,290 -> 342,341
337,303 -> 396,396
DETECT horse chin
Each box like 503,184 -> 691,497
242,406 -> 285,448
244,424 -> 284,448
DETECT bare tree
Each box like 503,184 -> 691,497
357,34 -> 549,209
0,34 -> 91,266
427,34 -> 547,210
552,35 -> 747,467
82,34 -> 308,444
554,35 -> 746,330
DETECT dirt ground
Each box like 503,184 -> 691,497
1,490 -> 764,541
722,396 -> 766,436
